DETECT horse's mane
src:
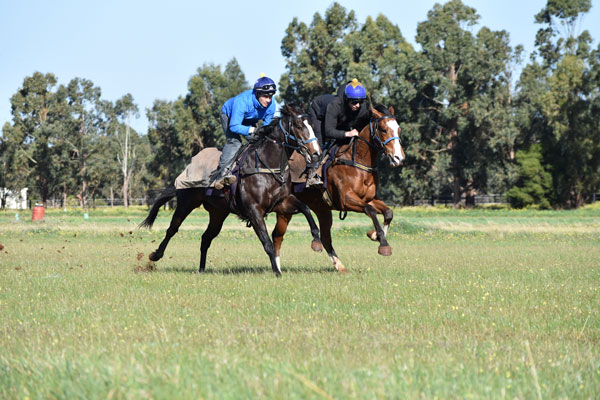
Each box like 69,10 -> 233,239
255,103 -> 305,137
373,103 -> 392,116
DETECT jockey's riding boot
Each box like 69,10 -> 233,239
214,176 -> 226,190
306,175 -> 323,188
215,169 -> 236,190
223,174 -> 236,186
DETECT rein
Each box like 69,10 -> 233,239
278,113 -> 317,156
240,113 -> 310,182
332,114 -> 400,173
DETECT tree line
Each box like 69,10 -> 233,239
1,0 -> 599,209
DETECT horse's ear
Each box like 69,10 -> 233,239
388,106 -> 395,116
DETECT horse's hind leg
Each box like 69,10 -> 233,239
199,203 -> 229,272
149,191 -> 198,262
277,196 -> 323,252
272,213 -> 292,273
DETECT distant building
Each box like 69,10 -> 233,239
1,188 -> 28,209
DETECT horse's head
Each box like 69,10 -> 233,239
370,105 -> 405,167
278,104 -> 321,163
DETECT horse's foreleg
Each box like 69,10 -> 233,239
199,204 -> 229,272
272,213 -> 292,272
366,198 -> 393,243
315,210 -> 346,272
149,195 -> 197,262
247,208 -> 281,276
341,193 -> 392,256
363,203 -> 392,256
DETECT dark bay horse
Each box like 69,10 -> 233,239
272,104 -> 405,272
141,104 -> 323,276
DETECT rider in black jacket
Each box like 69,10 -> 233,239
305,79 -> 371,187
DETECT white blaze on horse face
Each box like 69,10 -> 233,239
303,120 -> 321,155
385,119 -> 405,166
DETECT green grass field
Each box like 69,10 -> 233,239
1,206 -> 599,399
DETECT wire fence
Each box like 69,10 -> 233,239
3,192 -> 600,210
413,194 -> 507,207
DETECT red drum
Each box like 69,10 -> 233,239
32,205 -> 45,221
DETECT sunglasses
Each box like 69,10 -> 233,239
258,84 -> 276,91
349,99 -> 364,105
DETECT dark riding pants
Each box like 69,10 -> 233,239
214,112 -> 243,179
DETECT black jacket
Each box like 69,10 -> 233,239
323,96 -> 370,141
307,94 -> 336,143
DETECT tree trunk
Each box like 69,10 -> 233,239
448,63 -> 462,209
122,114 -> 131,208
79,180 -> 87,209
123,179 -> 128,208
110,186 -> 114,207
465,189 -> 476,208
449,122 -> 461,208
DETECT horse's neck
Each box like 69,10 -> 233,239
253,132 -> 286,166
355,126 -> 377,167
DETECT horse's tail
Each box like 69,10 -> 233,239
139,186 -> 177,229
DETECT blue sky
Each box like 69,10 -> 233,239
1,0 -> 599,134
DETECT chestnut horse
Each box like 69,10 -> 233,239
272,104 -> 405,272
140,104 -> 323,276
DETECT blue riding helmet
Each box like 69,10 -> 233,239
253,75 -> 277,95
344,78 -> 367,99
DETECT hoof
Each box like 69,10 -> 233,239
332,256 -> 347,273
378,246 -> 392,256
367,230 -> 378,241
311,240 -> 323,252
148,252 -> 160,262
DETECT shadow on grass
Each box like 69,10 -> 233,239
152,264 -> 338,275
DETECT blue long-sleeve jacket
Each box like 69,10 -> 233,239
221,89 -> 276,136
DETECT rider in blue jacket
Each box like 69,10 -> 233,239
212,74 -> 277,189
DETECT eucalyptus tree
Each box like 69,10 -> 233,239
516,0 -> 599,207
7,72 -> 69,205
1,123 -> 30,207
146,99 -> 188,187
414,0 -> 518,207
61,78 -> 105,208
112,94 -> 140,208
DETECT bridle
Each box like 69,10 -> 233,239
278,112 -> 318,160
334,113 -> 402,173
241,110 -> 318,185
368,115 -> 402,156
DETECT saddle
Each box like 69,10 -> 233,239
175,139 -> 259,188
288,151 -> 326,184
174,147 -> 222,189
